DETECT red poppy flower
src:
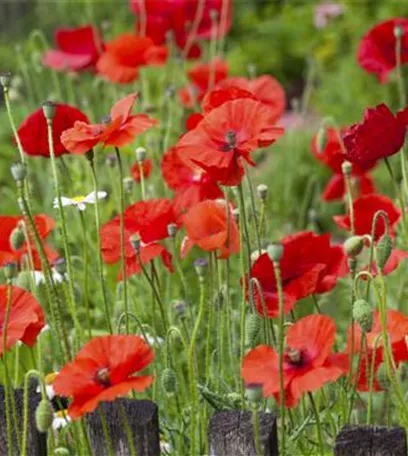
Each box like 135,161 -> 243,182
17,104 -> 89,158
242,314 -> 349,408
347,310 -> 408,391
333,194 -> 401,240
53,335 -> 154,419
0,285 -> 45,356
161,147 -> 223,217
311,126 -> 376,201
131,159 -> 153,182
175,98 -> 284,186
342,104 -> 408,166
0,215 -> 57,270
130,0 -> 231,56
43,25 -> 103,72
101,199 -> 176,279
181,199 -> 239,259
96,33 -> 168,84
179,59 -> 229,108
61,93 -> 157,155
216,75 -> 286,122
357,18 -> 408,83
246,232 -> 347,318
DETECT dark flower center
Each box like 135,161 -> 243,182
101,114 -> 112,125
221,130 -> 237,152
285,347 -> 304,367
95,367 -> 111,387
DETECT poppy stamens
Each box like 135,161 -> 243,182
285,347 -> 303,366
101,114 -> 112,125
95,367 -> 111,387
222,130 -> 237,151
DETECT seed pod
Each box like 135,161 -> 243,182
376,234 -> 392,272
42,100 -> 56,120
10,162 -> 27,183
0,72 -> 12,89
341,160 -> 352,176
267,243 -> 283,263
245,313 -> 261,348
167,223 -> 177,238
344,236 -> 364,258
353,299 -> 373,333
10,227 -> 25,250
4,262 -> 17,280
161,368 -> 177,395
35,398 -> 54,433
244,383 -> 263,403
256,184 -> 268,201
135,147 -> 147,163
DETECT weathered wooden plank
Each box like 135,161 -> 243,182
335,425 -> 407,456
0,379 -> 47,456
87,398 -> 160,456
208,409 -> 278,456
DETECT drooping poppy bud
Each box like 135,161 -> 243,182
245,313 -> 261,348
344,236 -> 365,258
35,398 -> 54,432
376,234 -> 393,271
161,367 -> 177,396
353,298 -> 373,333
10,227 -> 25,250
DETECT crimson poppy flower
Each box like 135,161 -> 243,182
96,33 -> 168,84
175,98 -> 284,186
333,194 -> 401,240
17,104 -> 89,158
61,93 -> 157,155
347,310 -> 408,391
161,147 -> 223,217
311,126 -> 376,201
0,285 -> 45,356
342,104 -> 408,166
181,199 -> 239,259
246,232 -> 347,318
179,59 -> 229,108
130,0 -> 231,57
101,199 -> 176,279
53,335 -> 154,419
242,314 -> 349,407
216,75 -> 286,122
43,25 -> 103,72
0,215 -> 57,270
131,159 -> 153,182
357,18 -> 408,83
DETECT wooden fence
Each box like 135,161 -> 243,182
1,384 -> 407,455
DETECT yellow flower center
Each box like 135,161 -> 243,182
71,196 -> 86,203
45,372 -> 58,385
55,410 -> 68,418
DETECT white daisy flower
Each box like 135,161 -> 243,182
143,333 -> 164,347
52,410 -> 71,430
36,372 -> 59,400
33,269 -> 65,286
53,191 -> 107,211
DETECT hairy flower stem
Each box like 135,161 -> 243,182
245,168 -> 262,254
343,171 -> 355,235
252,405 -> 263,456
2,87 -> 24,163
308,392 -> 324,456
79,210 -> 91,340
273,259 -> 286,456
188,276 -> 206,456
138,161 -> 146,200
348,258 -> 357,384
46,119 -> 82,346
115,147 -> 130,334
17,186 -> 70,360
384,158 -> 408,236
89,159 -> 112,334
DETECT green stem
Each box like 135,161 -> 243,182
343,170 -> 355,235
139,161 -> 146,200
308,392 -> 324,456
115,147 -> 129,334
79,210 -> 91,340
188,277 -> 206,456
252,406 -> 263,456
384,158 -> 408,236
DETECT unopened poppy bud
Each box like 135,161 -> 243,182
11,161 -> 27,183
376,234 -> 392,272
245,313 -> 261,348
135,147 -> 147,163
394,25 -> 404,39
161,367 -> 177,395
35,398 -> 54,433
244,383 -> 263,403
256,184 -> 268,201
353,299 -> 373,333
0,71 -> 11,89
10,227 -> 25,250
344,236 -> 364,257
341,160 -> 352,176
376,362 -> 391,390
42,100 -> 56,120
315,126 -> 328,153
267,243 -> 283,263
54,258 -> 67,276
130,234 -> 141,251
4,262 -> 17,280
16,271 -> 33,291
250,249 -> 266,264
105,153 -> 117,168
123,177 -> 133,193
173,299 -> 186,316
167,223 -> 177,238
194,258 -> 208,279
